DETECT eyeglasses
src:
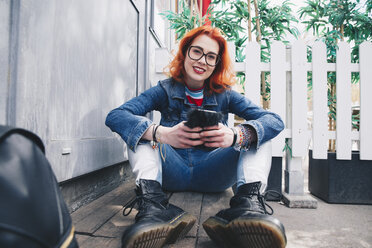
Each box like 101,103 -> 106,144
187,46 -> 220,67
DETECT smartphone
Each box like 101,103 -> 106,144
184,108 -> 223,128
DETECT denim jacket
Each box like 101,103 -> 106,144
105,78 -> 284,152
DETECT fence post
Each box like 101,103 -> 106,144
245,42 -> 261,104
282,42 -> 317,208
336,42 -> 352,160
312,41 -> 328,159
270,41 -> 286,157
228,42 -> 236,127
360,42 -> 372,160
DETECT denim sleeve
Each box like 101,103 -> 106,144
105,82 -> 167,152
229,90 -> 284,149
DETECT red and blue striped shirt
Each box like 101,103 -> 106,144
185,85 -> 204,106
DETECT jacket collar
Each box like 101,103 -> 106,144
170,79 -> 218,107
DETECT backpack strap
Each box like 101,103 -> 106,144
0,125 -> 45,154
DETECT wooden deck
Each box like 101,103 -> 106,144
71,179 -> 372,248
71,179 -> 234,248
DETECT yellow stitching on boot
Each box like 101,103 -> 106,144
169,212 -> 185,224
60,226 -> 75,248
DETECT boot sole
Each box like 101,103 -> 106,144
123,212 -> 196,248
203,216 -> 286,248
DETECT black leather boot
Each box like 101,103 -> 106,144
121,179 -> 196,248
203,181 -> 287,248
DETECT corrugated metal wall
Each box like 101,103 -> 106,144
0,0 -> 151,182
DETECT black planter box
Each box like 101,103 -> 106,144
309,150 -> 372,204
266,156 -> 282,201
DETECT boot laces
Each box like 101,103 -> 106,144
122,193 -> 167,216
261,190 -> 283,215
241,190 -> 282,215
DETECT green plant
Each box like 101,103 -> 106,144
160,1 -> 205,40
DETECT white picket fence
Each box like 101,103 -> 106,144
155,40 -> 372,161
229,40 -> 372,161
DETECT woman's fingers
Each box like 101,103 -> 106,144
163,122 -> 235,148
200,129 -> 222,138
181,121 -> 203,132
201,124 -> 220,131
200,124 -> 234,148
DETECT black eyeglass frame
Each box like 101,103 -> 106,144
187,46 -> 221,67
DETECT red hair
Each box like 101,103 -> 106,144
167,26 -> 236,93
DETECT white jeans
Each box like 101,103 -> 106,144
128,141 -> 272,193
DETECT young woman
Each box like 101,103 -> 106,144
106,26 -> 286,248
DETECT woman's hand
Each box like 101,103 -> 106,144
157,122 -> 204,148
200,123 -> 234,148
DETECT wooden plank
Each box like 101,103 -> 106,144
328,130 -> 359,140
198,189 -> 233,238
196,236 -> 218,248
78,236 -> 120,248
316,62 -> 356,72
166,237 -> 197,248
245,42 -> 261,105
234,62 -> 245,72
350,63 -> 360,72
291,40 -> 309,157
261,63 -> 270,71
326,63 -> 336,71
71,179 -> 136,233
312,41 -> 328,159
75,234 -> 91,246
77,199 -> 137,248
227,42 -> 237,126
270,41 -> 286,157
336,42 -> 352,160
236,61 -> 323,73
71,183 -> 126,223
93,204 -> 137,238
168,192 -> 203,237
92,191 -> 202,245
359,42 -> 372,160
235,62 -> 276,72
228,42 -> 235,70
71,178 -> 135,222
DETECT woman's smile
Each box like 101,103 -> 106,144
193,66 -> 206,74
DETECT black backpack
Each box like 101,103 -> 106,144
0,126 -> 78,248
